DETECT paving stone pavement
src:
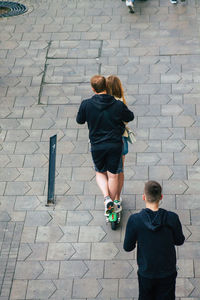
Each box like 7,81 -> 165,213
0,0 -> 200,299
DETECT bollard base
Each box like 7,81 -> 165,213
45,203 -> 54,207
45,199 -> 55,207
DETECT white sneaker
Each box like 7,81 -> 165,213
114,197 -> 122,205
104,196 -> 114,215
126,0 -> 132,5
170,0 -> 178,3
114,200 -> 122,212
126,0 -> 135,13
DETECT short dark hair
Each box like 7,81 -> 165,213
90,75 -> 106,93
144,181 -> 162,203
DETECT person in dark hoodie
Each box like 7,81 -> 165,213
123,180 -> 185,300
76,75 -> 134,214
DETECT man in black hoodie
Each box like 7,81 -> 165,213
124,181 -> 185,300
76,75 -> 134,214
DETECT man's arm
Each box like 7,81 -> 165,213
76,100 -> 86,124
172,214 -> 185,246
123,215 -> 137,252
121,103 -> 134,123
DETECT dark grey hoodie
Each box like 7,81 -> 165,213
76,94 -> 134,147
124,208 -> 185,278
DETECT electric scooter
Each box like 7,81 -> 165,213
105,200 -> 122,230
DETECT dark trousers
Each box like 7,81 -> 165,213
138,272 -> 177,300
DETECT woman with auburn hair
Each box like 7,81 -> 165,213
106,75 -> 130,204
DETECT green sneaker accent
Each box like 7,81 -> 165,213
114,200 -> 120,204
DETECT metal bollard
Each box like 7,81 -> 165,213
46,135 -> 57,206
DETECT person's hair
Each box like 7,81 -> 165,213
90,75 -> 106,93
144,181 -> 162,203
106,75 -> 126,105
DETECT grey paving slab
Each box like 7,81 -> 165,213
14,261 -> 43,280
191,210 -> 200,225
21,227 -> 36,243
173,210 -> 191,226
18,243 -> 48,261
174,153 -> 198,165
124,181 -> 146,196
10,280 -> 27,300
184,180 -> 200,194
5,182 -> 30,196
58,226 -> 79,242
76,195 -> 96,210
104,261 -> 133,279
59,260 -> 88,278
47,211 -> 67,226
66,211 -> 92,225
47,243 -> 75,260
16,168 -> 34,184
54,195 -> 80,210
83,260 -> 104,278
97,279 -> 119,299
186,226 -> 200,242
79,226 -> 106,242
4,155 -> 25,168
49,279 -> 73,299
91,243 -> 119,260
0,168 -> 20,182
24,211 -> 52,227
72,167 -> 94,181
36,226 -> 63,243
14,196 -> 41,210
73,278 -> 102,299
149,166 -> 173,180
70,243 -> 91,260
163,180 -> 188,195
119,279 -> 139,298
178,242 -> 200,259
26,280 -> 56,299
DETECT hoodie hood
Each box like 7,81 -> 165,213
141,208 -> 168,231
91,94 -> 116,111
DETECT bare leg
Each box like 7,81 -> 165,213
115,155 -> 125,200
115,172 -> 124,200
95,171 -> 109,197
107,171 -> 119,201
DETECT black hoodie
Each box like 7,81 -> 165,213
76,94 -> 134,147
124,208 -> 185,279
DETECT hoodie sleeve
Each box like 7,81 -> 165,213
121,102 -> 134,123
171,213 -> 185,246
123,215 -> 137,252
76,100 -> 87,124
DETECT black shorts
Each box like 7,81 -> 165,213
91,143 -> 123,174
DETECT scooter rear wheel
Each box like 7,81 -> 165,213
111,221 -> 117,230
